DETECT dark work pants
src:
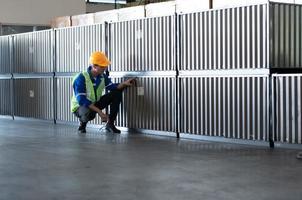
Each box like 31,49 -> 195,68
74,90 -> 122,123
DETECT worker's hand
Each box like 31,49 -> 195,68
98,111 -> 108,122
123,78 -> 136,87
117,78 -> 137,90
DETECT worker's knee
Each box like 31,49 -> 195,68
80,113 -> 95,123
76,106 -> 96,122
110,89 -> 122,100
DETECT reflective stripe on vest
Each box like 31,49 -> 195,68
70,71 -> 105,112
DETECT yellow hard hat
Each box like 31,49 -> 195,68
89,51 -> 111,68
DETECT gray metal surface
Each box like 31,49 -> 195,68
179,75 -> 269,141
12,73 -> 54,79
0,36 -> 10,73
270,2 -> 302,68
179,4 -> 268,70
13,78 -> 53,119
109,71 -> 177,77
13,30 -> 52,73
179,69 -> 270,76
109,16 -> 175,72
0,74 -> 12,79
110,76 -> 175,132
0,79 -> 11,116
56,77 -> 77,122
55,24 -> 105,73
273,74 -> 302,144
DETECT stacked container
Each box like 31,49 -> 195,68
55,24 -> 105,124
11,30 -> 54,120
0,1 -> 301,146
270,3 -> 302,144
0,36 -> 12,117
178,4 -> 270,142
108,15 -> 176,133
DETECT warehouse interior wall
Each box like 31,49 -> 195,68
0,0 -> 85,25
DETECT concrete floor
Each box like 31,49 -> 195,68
0,119 -> 301,200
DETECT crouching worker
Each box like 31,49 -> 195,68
71,51 -> 135,134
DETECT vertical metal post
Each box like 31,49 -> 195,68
105,22 -> 110,115
175,13 -> 180,138
269,73 -> 275,148
9,35 -> 14,120
267,3 -> 274,148
105,22 -> 110,77
52,29 -> 57,124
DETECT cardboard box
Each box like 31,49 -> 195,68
145,1 -> 176,17
51,16 -> 71,28
117,6 -> 145,21
71,13 -> 94,26
176,0 -> 209,13
212,0 -> 269,9
94,10 -> 119,24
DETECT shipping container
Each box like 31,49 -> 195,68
272,74 -> 302,144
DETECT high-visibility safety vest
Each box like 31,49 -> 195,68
71,71 -> 105,112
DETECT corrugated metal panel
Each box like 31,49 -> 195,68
56,77 -> 77,122
108,76 -> 175,132
14,78 -> 53,119
13,30 -> 52,73
0,79 -> 11,116
273,74 -> 302,144
270,3 -> 302,68
56,24 -> 105,73
180,75 -> 268,141
180,4 -> 267,70
32,31 -> 53,73
0,36 -> 10,74
109,16 -> 175,71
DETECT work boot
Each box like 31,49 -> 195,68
78,122 -> 87,133
105,122 -> 121,133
